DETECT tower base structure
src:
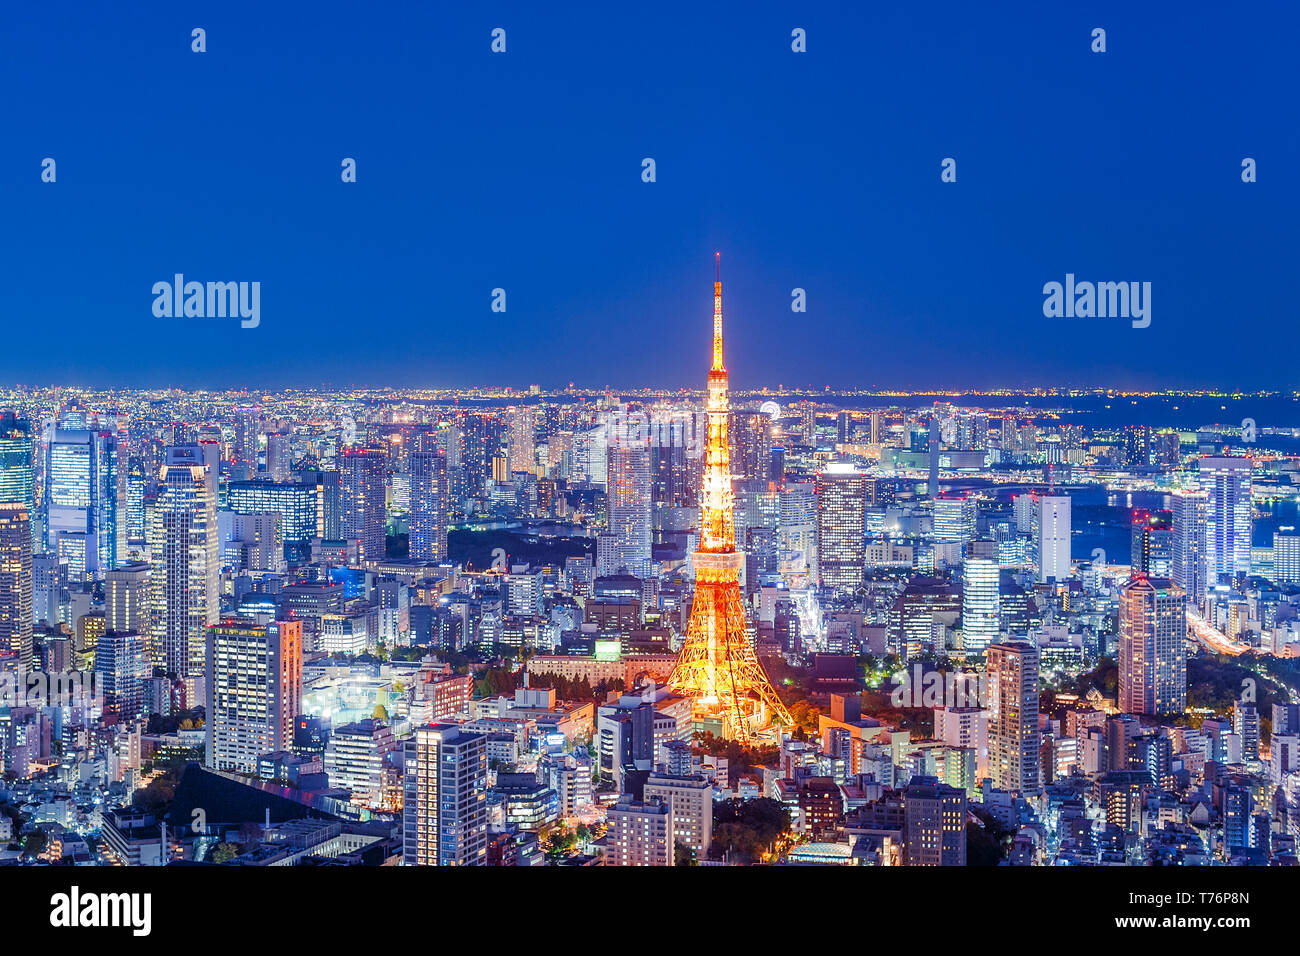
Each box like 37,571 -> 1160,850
668,551 -> 792,742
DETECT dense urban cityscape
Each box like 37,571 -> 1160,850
4,1 -> 1290,939
0,269 -> 1297,878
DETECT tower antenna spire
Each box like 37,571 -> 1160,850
712,253 -> 724,371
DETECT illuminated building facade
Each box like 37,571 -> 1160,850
0,416 -> 35,549
327,717 -> 398,806
408,447 -> 449,562
403,723 -> 487,865
603,428 -> 652,579
902,775 -> 967,866
226,479 -> 317,550
150,445 -> 218,683
340,446 -> 386,564
1037,495 -> 1071,584
44,425 -> 122,581
205,619 -> 303,774
1130,509 -> 1173,577
0,503 -> 33,672
1200,456 -> 1252,589
507,406 -> 535,475
933,496 -> 976,544
815,465 -> 866,590
105,561 -> 150,633
961,557 -> 1001,655
1118,576 -> 1186,717
1171,489 -> 1208,602
986,639 -> 1040,792
643,771 -> 713,858
606,799 -> 672,866
95,630 -> 145,719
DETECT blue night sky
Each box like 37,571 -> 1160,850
0,1 -> 1296,390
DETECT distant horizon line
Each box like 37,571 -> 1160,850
0,384 -> 1295,398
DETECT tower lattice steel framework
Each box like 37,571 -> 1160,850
667,254 -> 792,741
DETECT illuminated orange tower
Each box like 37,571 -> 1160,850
667,254 -> 792,741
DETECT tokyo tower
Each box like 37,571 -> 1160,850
667,254 -> 793,741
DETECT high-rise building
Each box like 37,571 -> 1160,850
735,479 -> 780,546
265,430 -> 291,482
605,799 -> 673,866
408,448 -> 449,563
1122,425 -> 1152,470
402,724 -> 488,866
1273,702 -> 1300,736
887,576 -> 962,658
1037,495 -> 1071,584
325,717 -> 396,802
802,404 -> 817,444
816,464 -> 867,590
648,410 -> 698,508
491,452 -> 510,484
1274,531 -> 1300,586
149,445 -> 218,684
738,480 -> 780,593
1171,489 -> 1208,602
0,504 -> 33,672
1118,576 -> 1187,717
32,553 -> 63,628
986,639 -> 1040,792
205,619 -> 303,774
1130,510 -> 1173,577
901,775 -> 967,866
0,415 -> 35,549
778,479 -> 817,570
603,432 -> 652,579
95,631 -> 145,719
45,425 -> 122,580
105,562 -> 150,635
74,612 -> 104,670
835,411 -> 850,445
507,406 -> 535,476
340,446 -> 386,564
221,512 -> 283,573
959,411 -> 988,451
928,422 -> 940,496
933,496 -> 976,545
225,479 -> 318,551
667,257 -> 791,740
961,557 -> 1001,655
1234,698 -> 1260,764
733,410 -> 774,481
642,771 -> 713,860
570,424 -> 606,485
232,405 -> 261,469
125,457 -> 148,544
296,468 -> 343,540
596,696 -> 655,790
934,706 -> 987,760
1200,457 -> 1252,589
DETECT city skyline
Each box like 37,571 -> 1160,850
1,277 -> 1299,877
